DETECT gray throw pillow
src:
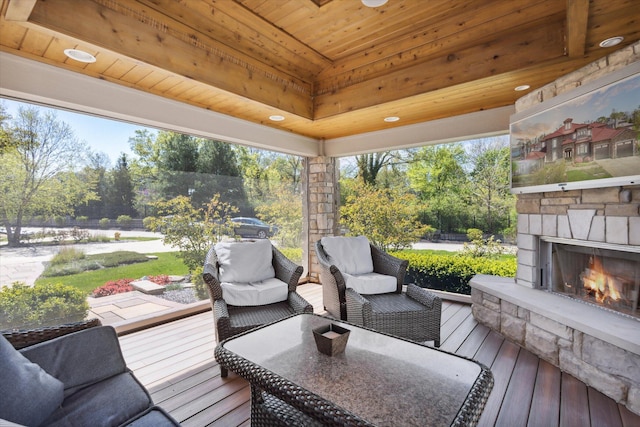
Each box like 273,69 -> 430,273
0,335 -> 64,426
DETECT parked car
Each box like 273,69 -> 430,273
231,217 -> 278,239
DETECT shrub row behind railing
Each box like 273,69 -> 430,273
391,251 -> 517,295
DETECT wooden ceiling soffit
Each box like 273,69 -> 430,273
314,19 -> 567,119
26,0 -> 314,119
317,0 -> 564,81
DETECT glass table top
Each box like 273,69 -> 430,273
222,314 -> 486,426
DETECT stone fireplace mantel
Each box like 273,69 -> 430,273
471,275 -> 640,354
470,274 -> 640,414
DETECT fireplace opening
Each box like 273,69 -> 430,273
542,239 -> 640,319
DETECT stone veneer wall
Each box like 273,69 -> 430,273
304,156 -> 339,282
471,41 -> 640,415
515,186 -> 640,288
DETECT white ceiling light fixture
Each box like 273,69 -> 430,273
362,0 -> 388,7
599,36 -> 624,48
514,85 -> 530,91
63,49 -> 96,63
384,116 -> 400,122
269,115 -> 285,122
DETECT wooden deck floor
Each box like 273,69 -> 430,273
118,283 -> 640,427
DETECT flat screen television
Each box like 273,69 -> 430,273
510,61 -> 640,194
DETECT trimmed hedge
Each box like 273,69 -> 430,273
391,251 -> 517,295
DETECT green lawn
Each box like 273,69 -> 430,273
35,252 -> 189,294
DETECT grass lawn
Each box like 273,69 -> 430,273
35,252 -> 189,294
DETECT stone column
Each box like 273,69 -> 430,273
303,156 -> 339,282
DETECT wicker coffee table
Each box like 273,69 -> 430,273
215,313 -> 493,426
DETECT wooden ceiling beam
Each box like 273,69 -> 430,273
4,0 -> 37,21
27,0 -> 314,119
314,19 -> 567,119
566,0 -> 590,57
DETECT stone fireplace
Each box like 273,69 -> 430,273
470,43 -> 640,416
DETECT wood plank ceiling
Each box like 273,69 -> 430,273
0,0 -> 638,142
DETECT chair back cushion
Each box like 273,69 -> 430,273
220,277 -> 289,306
215,240 -> 275,283
0,335 -> 64,427
343,272 -> 397,295
320,236 -> 373,275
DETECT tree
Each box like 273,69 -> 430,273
355,152 -> 391,185
407,144 -> 470,232
340,181 -> 430,251
105,153 -> 136,218
146,194 -> 238,271
255,183 -> 302,248
466,139 -> 513,234
75,151 -> 110,219
195,139 -> 248,212
0,106 -> 96,246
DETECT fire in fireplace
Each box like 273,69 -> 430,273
540,238 -> 640,319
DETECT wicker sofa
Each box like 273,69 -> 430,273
316,236 -> 442,346
1,320 -> 180,427
203,240 -> 313,377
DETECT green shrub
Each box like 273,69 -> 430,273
142,216 -> 155,231
98,251 -> 150,267
279,247 -> 303,264
116,215 -> 132,229
49,247 -> 86,266
192,265 -> 207,301
392,251 -> 517,295
53,215 -> 66,227
0,282 -> 89,330
99,218 -> 111,229
75,216 -> 89,225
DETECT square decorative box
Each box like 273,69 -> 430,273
312,324 -> 350,356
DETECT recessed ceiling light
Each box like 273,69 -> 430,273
384,116 -> 400,122
269,115 -> 285,122
64,49 -> 96,63
362,0 -> 388,7
599,36 -> 624,48
515,85 -> 531,91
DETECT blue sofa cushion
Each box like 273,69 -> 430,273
0,335 -> 64,426
41,371 -> 153,427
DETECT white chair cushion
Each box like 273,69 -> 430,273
220,277 -> 288,306
343,272 -> 397,295
215,240 -> 275,283
320,235 -> 373,275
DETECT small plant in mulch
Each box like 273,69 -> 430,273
91,275 -> 174,298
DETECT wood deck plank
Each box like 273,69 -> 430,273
118,283 -> 640,427
477,340 -> 521,427
560,372 -> 591,427
494,348 -> 539,426
588,387 -> 623,427
527,359 -> 561,427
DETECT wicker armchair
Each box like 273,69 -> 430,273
203,242 -> 313,377
316,238 -> 442,346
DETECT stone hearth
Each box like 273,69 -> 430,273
470,275 -> 640,414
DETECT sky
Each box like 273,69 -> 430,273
2,98 -> 150,166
